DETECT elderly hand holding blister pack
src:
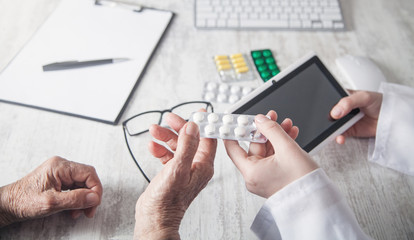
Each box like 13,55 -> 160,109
133,111 -> 217,239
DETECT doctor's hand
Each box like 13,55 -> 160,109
330,90 -> 383,144
134,112 -> 217,240
0,157 -> 103,227
224,110 -> 318,198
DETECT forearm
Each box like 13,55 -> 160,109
133,226 -> 180,240
134,201 -> 183,240
0,184 -> 17,227
133,217 -> 181,240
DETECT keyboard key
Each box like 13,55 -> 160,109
240,12 -> 249,19
322,20 -> 333,28
197,12 -> 219,19
224,6 -> 233,12
320,13 -> 342,21
280,13 -> 289,20
249,13 -> 259,19
312,22 -> 323,28
289,20 -> 302,28
229,13 -> 238,19
227,19 -> 239,27
290,13 -> 299,20
217,19 -> 226,27
235,6 -> 243,12
197,5 -> 213,13
324,7 -> 341,14
260,13 -> 270,20
300,13 -> 309,20
302,20 -> 312,28
334,22 -> 345,29
240,19 -> 289,28
270,13 -> 279,19
254,6 -> 263,13
207,19 -> 216,27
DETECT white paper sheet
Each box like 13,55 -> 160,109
0,0 -> 173,124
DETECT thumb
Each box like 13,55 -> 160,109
173,122 -> 200,174
331,91 -> 369,119
52,189 -> 100,212
255,114 -> 297,153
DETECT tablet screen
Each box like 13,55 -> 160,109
233,56 -> 359,152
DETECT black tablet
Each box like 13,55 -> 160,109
227,52 -> 364,154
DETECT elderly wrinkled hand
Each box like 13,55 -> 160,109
330,90 -> 383,144
0,156 -> 103,227
134,112 -> 217,240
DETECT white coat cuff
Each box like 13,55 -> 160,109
251,168 -> 370,240
368,82 -> 414,176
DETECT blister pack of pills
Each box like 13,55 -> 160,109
251,49 -> 280,82
202,81 -> 255,104
213,49 -> 281,83
214,53 -> 256,82
189,112 -> 267,143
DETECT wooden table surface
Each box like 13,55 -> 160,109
1,0 -> 413,239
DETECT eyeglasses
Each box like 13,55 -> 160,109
122,101 -> 214,182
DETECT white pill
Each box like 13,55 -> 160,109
217,93 -> 227,103
204,92 -> 216,101
237,115 -> 249,126
207,82 -> 217,91
242,86 -> 253,95
219,125 -> 231,137
234,126 -> 246,138
222,114 -> 234,124
207,113 -> 219,123
229,95 -> 239,104
230,85 -> 241,94
204,124 -> 215,135
219,84 -> 229,93
193,112 -> 205,123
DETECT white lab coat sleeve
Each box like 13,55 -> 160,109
368,82 -> 414,176
251,168 -> 372,240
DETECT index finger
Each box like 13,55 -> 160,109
165,113 -> 187,133
248,110 -> 278,157
165,108 -> 208,134
66,161 -> 103,198
65,161 -> 103,218
254,114 -> 297,155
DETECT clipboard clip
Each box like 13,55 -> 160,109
95,0 -> 143,12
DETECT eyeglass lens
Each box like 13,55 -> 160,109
125,111 -> 162,136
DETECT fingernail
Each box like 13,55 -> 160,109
255,114 -> 269,123
186,122 -> 199,137
86,192 -> 99,206
331,107 -> 343,118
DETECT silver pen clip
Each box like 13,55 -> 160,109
95,0 -> 143,12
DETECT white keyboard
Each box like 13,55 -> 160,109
195,0 -> 345,31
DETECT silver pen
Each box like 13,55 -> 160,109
42,58 -> 129,71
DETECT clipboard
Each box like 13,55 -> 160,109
0,0 -> 174,125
